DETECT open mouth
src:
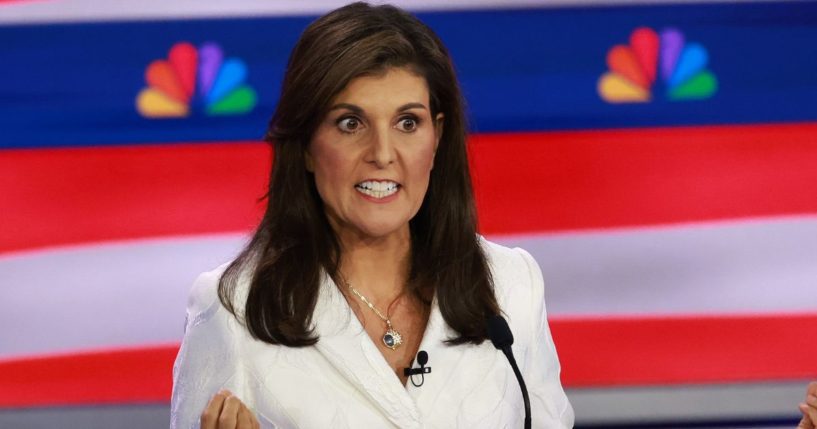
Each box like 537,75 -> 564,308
355,180 -> 400,199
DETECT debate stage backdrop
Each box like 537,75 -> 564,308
1,0 -> 816,427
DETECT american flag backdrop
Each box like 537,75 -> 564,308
1,0 -> 816,427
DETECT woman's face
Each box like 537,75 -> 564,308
307,67 -> 443,243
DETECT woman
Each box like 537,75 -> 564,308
170,2 -> 573,428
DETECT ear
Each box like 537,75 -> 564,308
430,113 -> 444,169
433,112 -> 445,151
304,148 -> 315,173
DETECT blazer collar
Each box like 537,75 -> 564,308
403,299 -> 478,416
312,274 -> 421,428
311,274 -> 495,427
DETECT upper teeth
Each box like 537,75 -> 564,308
356,180 -> 399,198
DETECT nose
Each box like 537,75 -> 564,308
366,125 -> 396,168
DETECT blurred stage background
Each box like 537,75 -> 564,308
1,0 -> 816,427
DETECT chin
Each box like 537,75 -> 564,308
354,220 -> 410,241
358,226 -> 405,240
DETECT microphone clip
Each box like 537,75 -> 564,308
402,366 -> 431,376
403,350 -> 431,387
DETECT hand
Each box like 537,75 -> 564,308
798,382 -> 817,429
201,389 -> 260,429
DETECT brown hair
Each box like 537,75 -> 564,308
218,1 -> 499,346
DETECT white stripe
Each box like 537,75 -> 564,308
0,0 -> 804,25
1,216 -> 815,359
0,233 -> 247,359
493,215 -> 817,317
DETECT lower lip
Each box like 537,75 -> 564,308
356,187 -> 400,203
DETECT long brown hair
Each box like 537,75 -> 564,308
219,2 -> 499,346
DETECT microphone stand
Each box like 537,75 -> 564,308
487,315 -> 531,429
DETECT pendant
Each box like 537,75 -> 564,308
382,328 -> 403,350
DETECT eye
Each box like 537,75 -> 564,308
337,116 -> 363,134
396,116 -> 419,132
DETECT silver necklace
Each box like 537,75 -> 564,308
346,282 -> 403,351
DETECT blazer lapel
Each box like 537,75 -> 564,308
407,296 -> 502,422
312,274 -> 421,428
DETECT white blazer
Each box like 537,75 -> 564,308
170,238 -> 574,428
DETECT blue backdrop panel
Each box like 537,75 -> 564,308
0,1 -> 816,148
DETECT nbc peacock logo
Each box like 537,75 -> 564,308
136,42 -> 257,118
598,27 -> 718,103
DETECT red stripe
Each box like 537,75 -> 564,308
3,122 -> 817,253
1,142 -> 270,253
0,345 -> 176,407
551,313 -> 817,387
471,121 -> 817,235
0,0 -> 45,4
1,314 -> 815,407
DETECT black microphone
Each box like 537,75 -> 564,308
487,315 -> 531,429
403,350 -> 431,387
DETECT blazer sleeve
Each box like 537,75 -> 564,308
517,248 -> 575,428
170,266 -> 256,429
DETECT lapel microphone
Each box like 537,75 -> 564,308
487,315 -> 531,429
403,350 -> 431,387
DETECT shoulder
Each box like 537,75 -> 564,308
172,261 -> 260,428
478,235 -> 546,342
478,235 -> 543,298
185,260 -> 253,328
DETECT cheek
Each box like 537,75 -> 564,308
315,155 -> 347,181
310,141 -> 348,182
416,140 -> 438,174
309,145 -> 353,208
405,142 -> 438,191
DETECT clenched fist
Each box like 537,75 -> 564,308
798,382 -> 817,429
201,389 -> 260,429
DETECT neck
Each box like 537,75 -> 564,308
336,227 -> 411,303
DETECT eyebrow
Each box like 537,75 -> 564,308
328,102 -> 428,113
